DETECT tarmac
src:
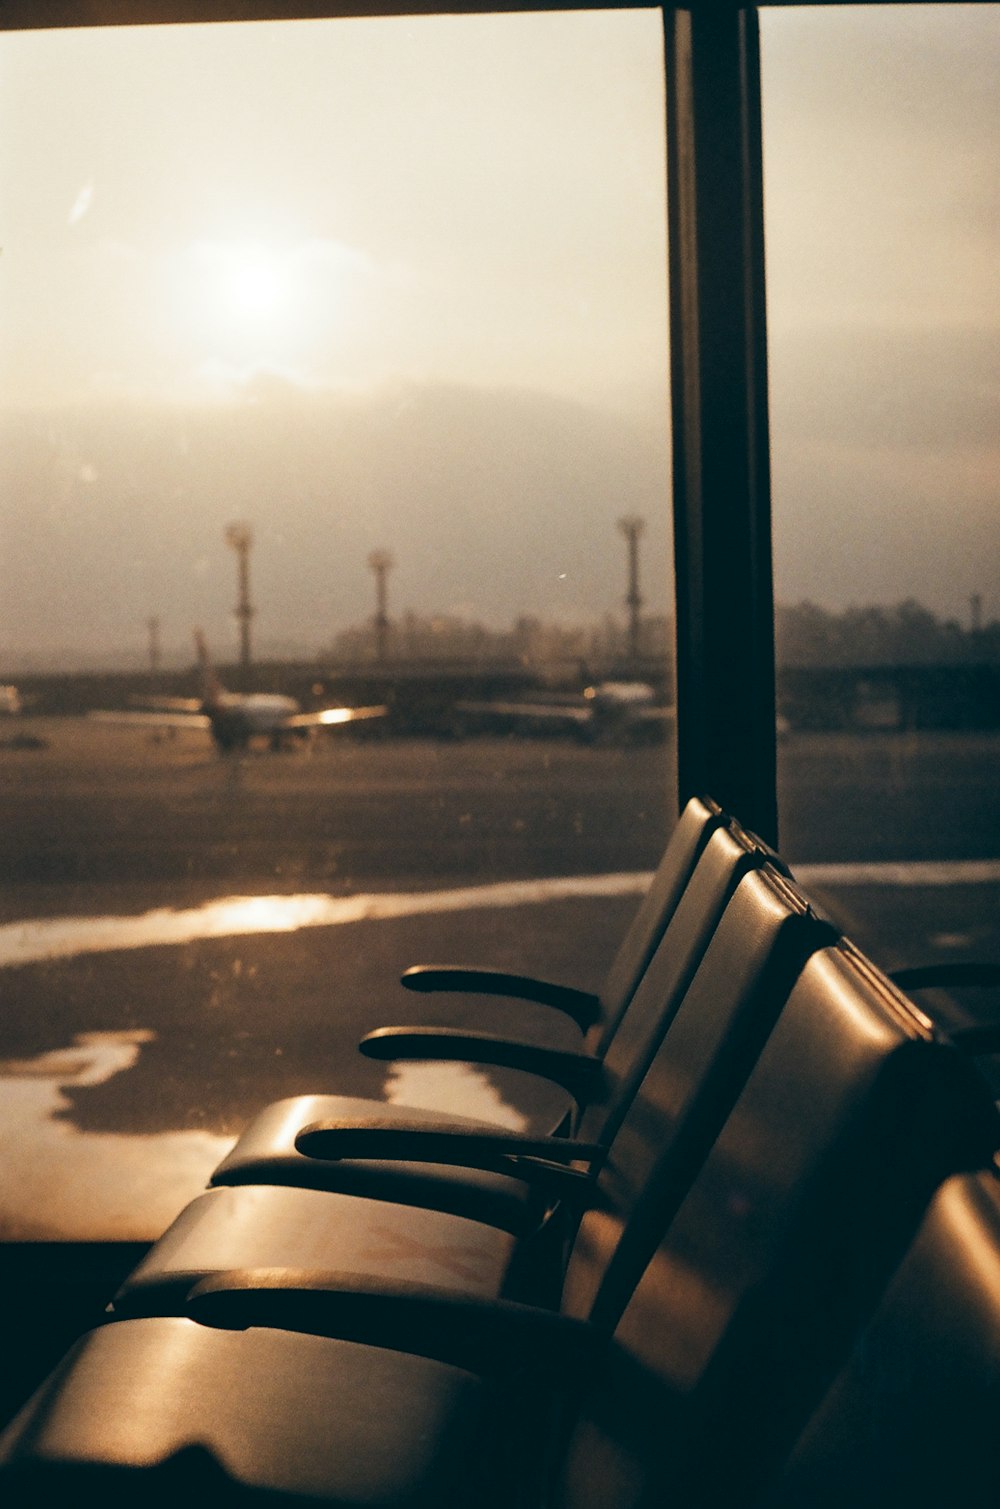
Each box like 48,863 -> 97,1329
0,719 -> 996,1239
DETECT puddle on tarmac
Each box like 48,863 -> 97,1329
384,1061 -> 528,1131
0,1031 -> 528,1240
0,876 -> 637,1229
0,1030 -> 232,1240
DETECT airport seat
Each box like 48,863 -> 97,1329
110,862 -> 831,1320
208,809 -> 774,1228
3,921 -> 996,1509
395,791 -> 731,1040
546,941 -> 999,1508
756,1166 -> 1000,1509
361,793 -> 780,1067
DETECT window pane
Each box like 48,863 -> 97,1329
762,5 -> 1000,1050
0,12 -> 673,1240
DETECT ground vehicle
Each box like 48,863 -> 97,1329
0,0 -> 997,1488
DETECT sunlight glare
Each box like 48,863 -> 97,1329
220,247 -> 289,321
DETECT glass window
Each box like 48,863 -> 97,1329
762,5 -> 1000,1044
0,12 -> 673,1240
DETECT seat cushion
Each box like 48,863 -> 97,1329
112,1184 -> 519,1319
0,1316 -> 499,1508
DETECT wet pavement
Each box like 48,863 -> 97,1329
0,721 -> 996,1238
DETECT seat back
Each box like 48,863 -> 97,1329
577,822 -> 791,1149
556,943 -> 1000,1509
759,1167 -> 1000,1509
568,864 -> 836,1312
593,795 -> 726,1045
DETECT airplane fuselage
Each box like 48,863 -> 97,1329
204,692 -> 305,750
453,680 -> 671,744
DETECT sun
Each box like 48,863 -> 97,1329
187,240 -> 293,327
175,233 -> 350,380
218,246 -> 289,321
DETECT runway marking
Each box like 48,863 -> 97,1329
796,860 -> 1000,889
0,860 -> 998,969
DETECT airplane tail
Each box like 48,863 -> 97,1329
193,629 -> 225,708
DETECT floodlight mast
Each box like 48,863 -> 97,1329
225,521 -> 255,676
146,616 -> 161,681
618,515 -> 645,663
367,549 -> 394,663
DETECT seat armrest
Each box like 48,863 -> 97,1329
400,966 -> 601,1031
889,963 -> 1000,1056
359,1026 -> 603,1105
949,1023 -> 1000,1055
890,962 -> 1000,991
294,1117 -> 602,1194
187,1267 -> 607,1384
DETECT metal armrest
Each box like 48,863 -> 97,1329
400,965 -> 601,1031
890,963 -> 1000,991
359,1026 -> 603,1105
949,1024 -> 1000,1055
294,1116 -> 602,1195
187,1267 -> 607,1384
889,963 -> 1000,1056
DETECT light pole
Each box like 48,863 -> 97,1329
618,515 -> 645,662
225,521 -> 255,677
146,616 -> 161,681
367,549 -> 394,663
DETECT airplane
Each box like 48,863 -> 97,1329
89,630 -> 389,753
450,679 -> 673,745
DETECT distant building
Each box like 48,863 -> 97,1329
329,609 -> 673,670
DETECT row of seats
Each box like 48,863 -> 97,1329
1,798 -> 998,1506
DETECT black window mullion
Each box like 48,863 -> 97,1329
665,3 -> 777,844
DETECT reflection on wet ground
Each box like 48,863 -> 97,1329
0,1028 -> 529,1241
0,880 -> 577,1237
1,859 -> 997,1240
0,732 -> 996,1240
3,863 -> 999,969
383,1060 -> 529,1131
0,1031 -> 232,1240
0,874 -> 651,968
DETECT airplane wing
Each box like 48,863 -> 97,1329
128,694 -> 204,714
453,699 -> 592,731
629,704 -> 675,724
452,689 -> 673,742
87,710 -> 212,729
282,705 -> 389,730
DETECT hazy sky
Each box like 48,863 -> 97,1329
761,6 -> 999,623
0,12 -> 668,411
0,6 -> 997,667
